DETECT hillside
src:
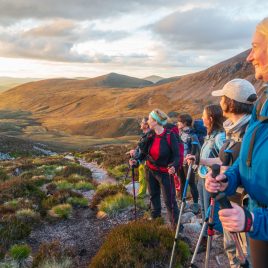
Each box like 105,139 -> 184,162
0,50 -> 262,139
0,77 -> 41,92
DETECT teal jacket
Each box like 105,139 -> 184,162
225,87 -> 268,241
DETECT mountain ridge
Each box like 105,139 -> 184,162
0,50 -> 262,138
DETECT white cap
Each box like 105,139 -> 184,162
211,79 -> 257,104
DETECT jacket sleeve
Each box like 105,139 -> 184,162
169,132 -> 179,169
224,158 -> 241,196
215,132 -> 226,151
137,134 -> 153,163
250,208 -> 268,240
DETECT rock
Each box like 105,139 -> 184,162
181,212 -> 196,224
125,181 -> 139,196
190,215 -> 198,223
0,152 -> 14,160
183,222 -> 202,234
82,190 -> 95,202
97,211 -> 107,219
33,146 -> 57,156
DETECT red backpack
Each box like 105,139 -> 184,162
164,124 -> 184,168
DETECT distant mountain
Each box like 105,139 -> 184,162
143,75 -> 164,83
0,50 -> 262,139
156,76 -> 181,85
0,77 -> 41,92
83,73 -> 153,88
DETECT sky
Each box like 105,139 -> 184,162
0,0 -> 267,79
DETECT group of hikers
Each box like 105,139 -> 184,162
128,18 -> 268,268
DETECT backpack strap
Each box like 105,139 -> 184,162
165,130 -> 171,147
247,86 -> 268,167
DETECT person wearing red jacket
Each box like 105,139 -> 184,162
130,108 -> 179,226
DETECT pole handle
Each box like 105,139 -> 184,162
215,192 -> 232,209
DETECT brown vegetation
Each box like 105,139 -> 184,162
0,51 -> 263,139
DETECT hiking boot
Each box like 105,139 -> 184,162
191,203 -> 200,215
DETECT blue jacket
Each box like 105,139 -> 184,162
224,87 -> 268,241
198,131 -> 225,178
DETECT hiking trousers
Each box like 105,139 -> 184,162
179,165 -> 199,203
137,163 -> 147,197
146,168 -> 179,225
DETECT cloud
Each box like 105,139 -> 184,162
0,19 -> 130,63
0,0 -> 183,24
152,8 -> 258,50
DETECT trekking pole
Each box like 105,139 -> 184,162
216,193 -> 249,268
169,173 -> 178,229
190,164 -> 220,267
169,141 -> 198,268
169,174 -> 175,228
131,165 -> 137,220
204,164 -> 221,268
124,164 -> 130,184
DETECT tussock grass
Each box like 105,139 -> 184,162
38,257 -> 73,268
32,240 -> 75,268
50,204 -> 72,219
98,193 -> 145,216
15,208 -> 40,223
90,184 -> 127,209
73,181 -> 94,191
67,197 -> 88,207
9,244 -> 31,261
90,219 -> 190,268
55,180 -> 73,190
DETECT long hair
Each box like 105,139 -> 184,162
256,17 -> 268,39
204,104 -> 224,135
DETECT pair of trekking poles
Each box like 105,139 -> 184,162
169,148 -> 249,268
124,162 -> 138,220
125,159 -> 179,223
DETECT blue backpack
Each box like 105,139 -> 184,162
193,119 -> 207,146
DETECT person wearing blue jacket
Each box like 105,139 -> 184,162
205,17 -> 268,268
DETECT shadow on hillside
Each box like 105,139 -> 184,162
0,109 -> 41,136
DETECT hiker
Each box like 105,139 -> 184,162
186,104 -> 225,248
129,117 -> 150,198
129,109 -> 179,226
211,78 -> 257,267
206,17 -> 268,268
177,113 -> 200,214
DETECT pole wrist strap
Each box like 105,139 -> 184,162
243,208 -> 253,232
